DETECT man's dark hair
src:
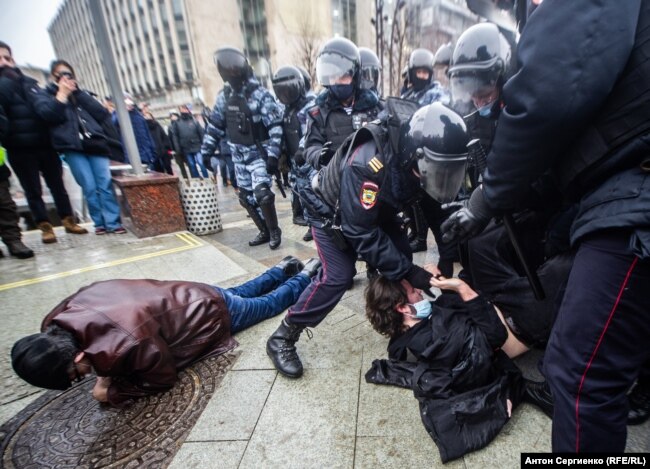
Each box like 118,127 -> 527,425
11,324 -> 80,390
0,41 -> 12,55
365,276 -> 408,338
50,59 -> 76,77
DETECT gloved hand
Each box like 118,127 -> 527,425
404,264 -> 433,291
293,149 -> 305,166
266,156 -> 279,174
441,185 -> 493,243
318,141 -> 334,167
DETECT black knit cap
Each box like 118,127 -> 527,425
11,334 -> 72,390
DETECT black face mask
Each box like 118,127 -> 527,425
411,76 -> 430,92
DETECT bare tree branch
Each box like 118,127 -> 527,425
294,9 -> 320,85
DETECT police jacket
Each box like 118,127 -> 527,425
325,125 -> 415,280
200,78 -> 283,160
42,279 -> 237,406
0,68 -> 65,150
171,113 -> 204,154
281,95 -> 313,158
304,88 -> 380,168
400,81 -> 449,107
42,83 -> 112,156
482,1 -> 650,256
365,294 -> 524,463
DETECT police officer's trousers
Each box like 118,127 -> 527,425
544,229 -> 650,452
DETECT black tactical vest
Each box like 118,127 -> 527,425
322,107 -> 377,154
283,98 -> 309,157
225,91 -> 269,146
556,2 -> 650,193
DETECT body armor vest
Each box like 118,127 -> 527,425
322,107 -> 376,153
556,2 -> 650,193
225,91 -> 269,146
283,98 -> 309,157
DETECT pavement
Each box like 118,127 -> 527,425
0,180 -> 648,468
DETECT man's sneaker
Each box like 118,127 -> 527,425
275,256 -> 304,276
95,227 -> 107,235
112,226 -> 127,234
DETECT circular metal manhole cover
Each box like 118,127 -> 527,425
0,351 -> 239,469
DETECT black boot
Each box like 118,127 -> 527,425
6,240 -> 35,259
266,318 -> 306,378
410,202 -> 429,253
523,379 -> 554,419
276,256 -> 304,276
260,201 -> 282,250
410,238 -> 427,253
628,380 -> 650,425
239,191 -> 270,246
303,227 -> 313,242
291,196 -> 308,226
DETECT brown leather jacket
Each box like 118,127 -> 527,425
42,279 -> 237,405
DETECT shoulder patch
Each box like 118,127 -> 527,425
359,181 -> 379,210
368,156 -> 383,173
308,107 -> 321,117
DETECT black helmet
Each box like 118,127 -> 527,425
434,42 -> 453,67
399,103 -> 469,203
272,66 -> 305,105
448,23 -> 512,108
316,37 -> 360,89
213,46 -> 251,91
359,47 -> 380,92
408,48 -> 435,91
296,65 -> 312,92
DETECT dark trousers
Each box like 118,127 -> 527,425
219,154 -> 237,188
287,221 -> 411,327
0,179 -> 22,244
8,147 -> 73,223
544,230 -> 650,452
419,193 -> 459,277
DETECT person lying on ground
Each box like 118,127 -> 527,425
11,256 -> 321,406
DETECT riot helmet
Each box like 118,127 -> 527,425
214,46 -> 251,91
316,37 -> 360,102
399,103 -> 469,203
272,66 -> 305,105
407,48 -> 435,91
296,66 -> 312,92
448,23 -> 512,112
434,42 -> 453,68
359,47 -> 381,92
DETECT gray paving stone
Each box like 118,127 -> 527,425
167,441 -> 247,469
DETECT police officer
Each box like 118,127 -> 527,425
202,46 -> 284,249
271,66 -> 315,238
296,66 -> 317,102
441,1 -> 650,452
266,103 -> 470,379
302,37 -> 382,171
359,47 -> 381,96
401,48 -> 449,106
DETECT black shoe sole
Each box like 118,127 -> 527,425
266,347 -> 303,379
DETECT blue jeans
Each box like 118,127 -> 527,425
186,152 -> 209,178
217,267 -> 310,334
64,153 -> 122,230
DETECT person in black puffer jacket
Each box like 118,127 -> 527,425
0,41 -> 86,243
41,60 -> 125,235
171,105 -> 207,178
0,103 -> 34,258
143,111 -> 173,175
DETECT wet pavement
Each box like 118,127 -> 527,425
0,181 -> 647,468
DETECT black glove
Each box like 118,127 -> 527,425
404,265 -> 433,291
293,149 -> 305,166
318,141 -> 334,167
440,185 -> 493,243
266,156 -> 279,174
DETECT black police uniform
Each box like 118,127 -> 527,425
478,0 -> 650,452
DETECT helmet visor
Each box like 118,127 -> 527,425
449,70 -> 499,105
272,77 -> 302,104
317,52 -> 356,86
360,66 -> 379,90
415,147 -> 468,204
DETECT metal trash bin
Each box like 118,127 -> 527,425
178,178 -> 222,235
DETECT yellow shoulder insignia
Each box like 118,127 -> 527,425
368,156 -> 384,173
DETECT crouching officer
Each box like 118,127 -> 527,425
266,102 -> 471,378
202,46 -> 284,249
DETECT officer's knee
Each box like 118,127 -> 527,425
254,184 -> 275,206
238,189 -> 253,208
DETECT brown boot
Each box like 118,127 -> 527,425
38,222 -> 57,244
62,216 -> 88,234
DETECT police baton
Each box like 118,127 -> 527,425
273,169 -> 287,198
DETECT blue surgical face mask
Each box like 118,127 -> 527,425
477,102 -> 494,118
330,83 -> 354,101
408,299 -> 432,319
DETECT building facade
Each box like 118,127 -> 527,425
48,0 -> 373,119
